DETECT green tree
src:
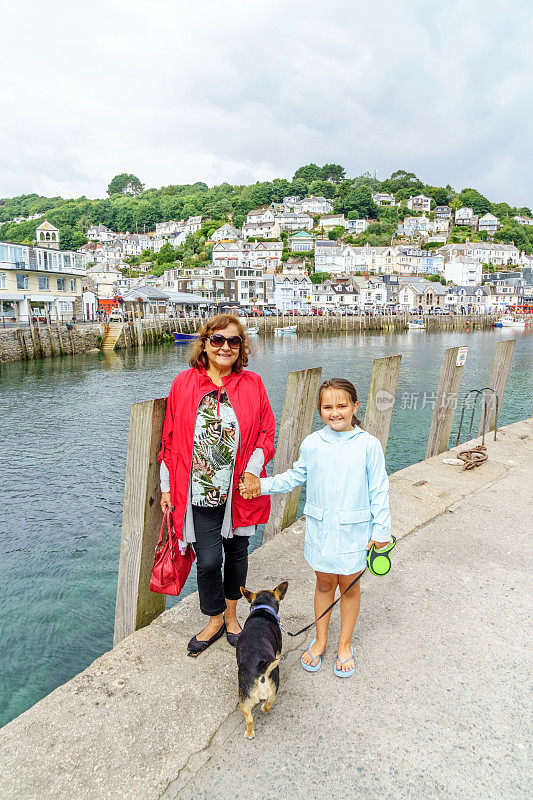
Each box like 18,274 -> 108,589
309,180 -> 336,199
319,164 -> 346,184
107,173 -> 145,197
293,164 -> 322,183
343,186 -> 378,219
310,271 -> 331,284
457,188 -> 492,216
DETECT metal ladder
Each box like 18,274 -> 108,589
456,388 -> 499,447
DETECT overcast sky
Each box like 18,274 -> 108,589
2,0 -> 531,206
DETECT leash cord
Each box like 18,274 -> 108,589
280,569 -> 366,637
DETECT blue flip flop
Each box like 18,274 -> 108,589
334,647 -> 355,678
300,639 -> 323,672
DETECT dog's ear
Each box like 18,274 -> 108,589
240,586 -> 256,603
273,581 -> 288,602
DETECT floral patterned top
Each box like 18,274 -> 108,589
191,390 -> 238,507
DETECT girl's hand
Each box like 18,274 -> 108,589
160,491 -> 172,514
239,473 -> 261,499
367,539 -> 389,550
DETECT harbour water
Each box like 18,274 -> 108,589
0,329 -> 532,728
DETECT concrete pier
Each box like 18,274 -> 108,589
1,418 -> 531,800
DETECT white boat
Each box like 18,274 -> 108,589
496,315 -> 526,328
408,320 -> 426,330
274,325 -> 297,335
246,326 -> 259,335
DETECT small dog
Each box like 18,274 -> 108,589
236,582 -> 288,739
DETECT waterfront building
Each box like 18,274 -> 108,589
312,279 -> 359,310
445,286 -> 491,314
288,231 -> 315,252
165,263 -> 268,309
273,270 -> 312,312
397,279 -> 448,312
406,195 -> 432,213
477,213 -> 501,235
444,257 -> 482,286
0,235 -> 86,323
85,263 -> 122,311
314,240 -> 365,275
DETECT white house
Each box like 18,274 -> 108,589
155,220 -> 186,236
276,211 -> 314,232
274,271 -> 313,311
312,280 -> 359,310
514,214 -> 533,226
185,216 -> 203,235
86,223 -> 116,243
212,240 -> 283,270
435,206 -> 451,219
455,207 -> 474,225
210,224 -> 241,242
400,215 -> 435,237
246,207 -> 276,226
314,240 -> 365,275
372,192 -> 396,206
345,219 -> 370,236
477,213 -> 501,235
438,242 -> 520,266
242,219 -> 281,239
445,286 -> 491,314
318,213 -> 346,232
406,195 -> 432,213
444,257 -> 483,287
288,231 -> 315,252
294,196 -> 333,215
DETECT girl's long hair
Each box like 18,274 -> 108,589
189,314 -> 250,372
317,378 -> 363,428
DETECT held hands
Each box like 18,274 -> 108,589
238,472 -> 261,500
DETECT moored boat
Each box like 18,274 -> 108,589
407,320 -> 426,329
173,332 -> 199,344
495,315 -> 526,328
246,326 -> 259,335
274,325 -> 297,335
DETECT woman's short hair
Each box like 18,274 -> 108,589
189,314 -> 250,372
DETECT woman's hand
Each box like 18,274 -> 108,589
239,473 -> 261,499
160,491 -> 172,514
367,540 -> 389,550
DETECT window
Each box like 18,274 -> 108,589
0,273 -> 6,289
39,276 -> 50,290
17,274 -> 29,290
70,279 -> 76,292
57,277 -> 66,291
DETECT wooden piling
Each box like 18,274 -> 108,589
363,354 -> 402,452
114,397 -> 167,645
479,339 -> 516,434
263,367 -> 322,541
425,345 -> 467,458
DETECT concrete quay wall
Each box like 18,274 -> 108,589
0,417 -> 531,800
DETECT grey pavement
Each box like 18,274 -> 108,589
1,419 -> 532,800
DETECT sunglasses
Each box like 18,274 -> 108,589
208,333 -> 242,350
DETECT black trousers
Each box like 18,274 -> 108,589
192,504 -> 250,616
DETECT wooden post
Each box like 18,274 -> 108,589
26,301 -> 39,356
425,345 -> 467,458
363,354 -> 402,452
263,367 -> 322,541
114,397 -> 167,645
479,339 -> 516,434
14,306 -> 28,359
45,311 -> 57,356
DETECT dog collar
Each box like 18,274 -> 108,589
249,604 -> 281,624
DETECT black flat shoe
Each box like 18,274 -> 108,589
187,622 -> 226,657
225,625 -> 242,648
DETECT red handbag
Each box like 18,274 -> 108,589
150,508 -> 196,596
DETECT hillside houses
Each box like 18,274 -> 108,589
437,242 -> 520,266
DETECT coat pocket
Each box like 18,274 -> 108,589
303,501 -> 324,551
338,507 -> 372,554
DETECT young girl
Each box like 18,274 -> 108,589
241,378 -> 391,677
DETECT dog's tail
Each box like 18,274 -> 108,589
261,656 -> 280,677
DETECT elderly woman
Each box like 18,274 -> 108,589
158,314 -> 275,656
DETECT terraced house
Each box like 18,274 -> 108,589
0,222 -> 86,323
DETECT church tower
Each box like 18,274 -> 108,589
36,220 -> 60,250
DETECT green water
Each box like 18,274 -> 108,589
0,329 -> 531,728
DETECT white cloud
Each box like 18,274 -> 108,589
1,0 -> 531,205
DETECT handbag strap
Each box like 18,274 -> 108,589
157,508 -> 176,559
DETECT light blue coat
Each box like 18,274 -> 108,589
260,425 -> 392,575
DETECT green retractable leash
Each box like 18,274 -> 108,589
367,535 -> 397,576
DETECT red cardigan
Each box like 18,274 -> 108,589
158,366 -> 275,538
